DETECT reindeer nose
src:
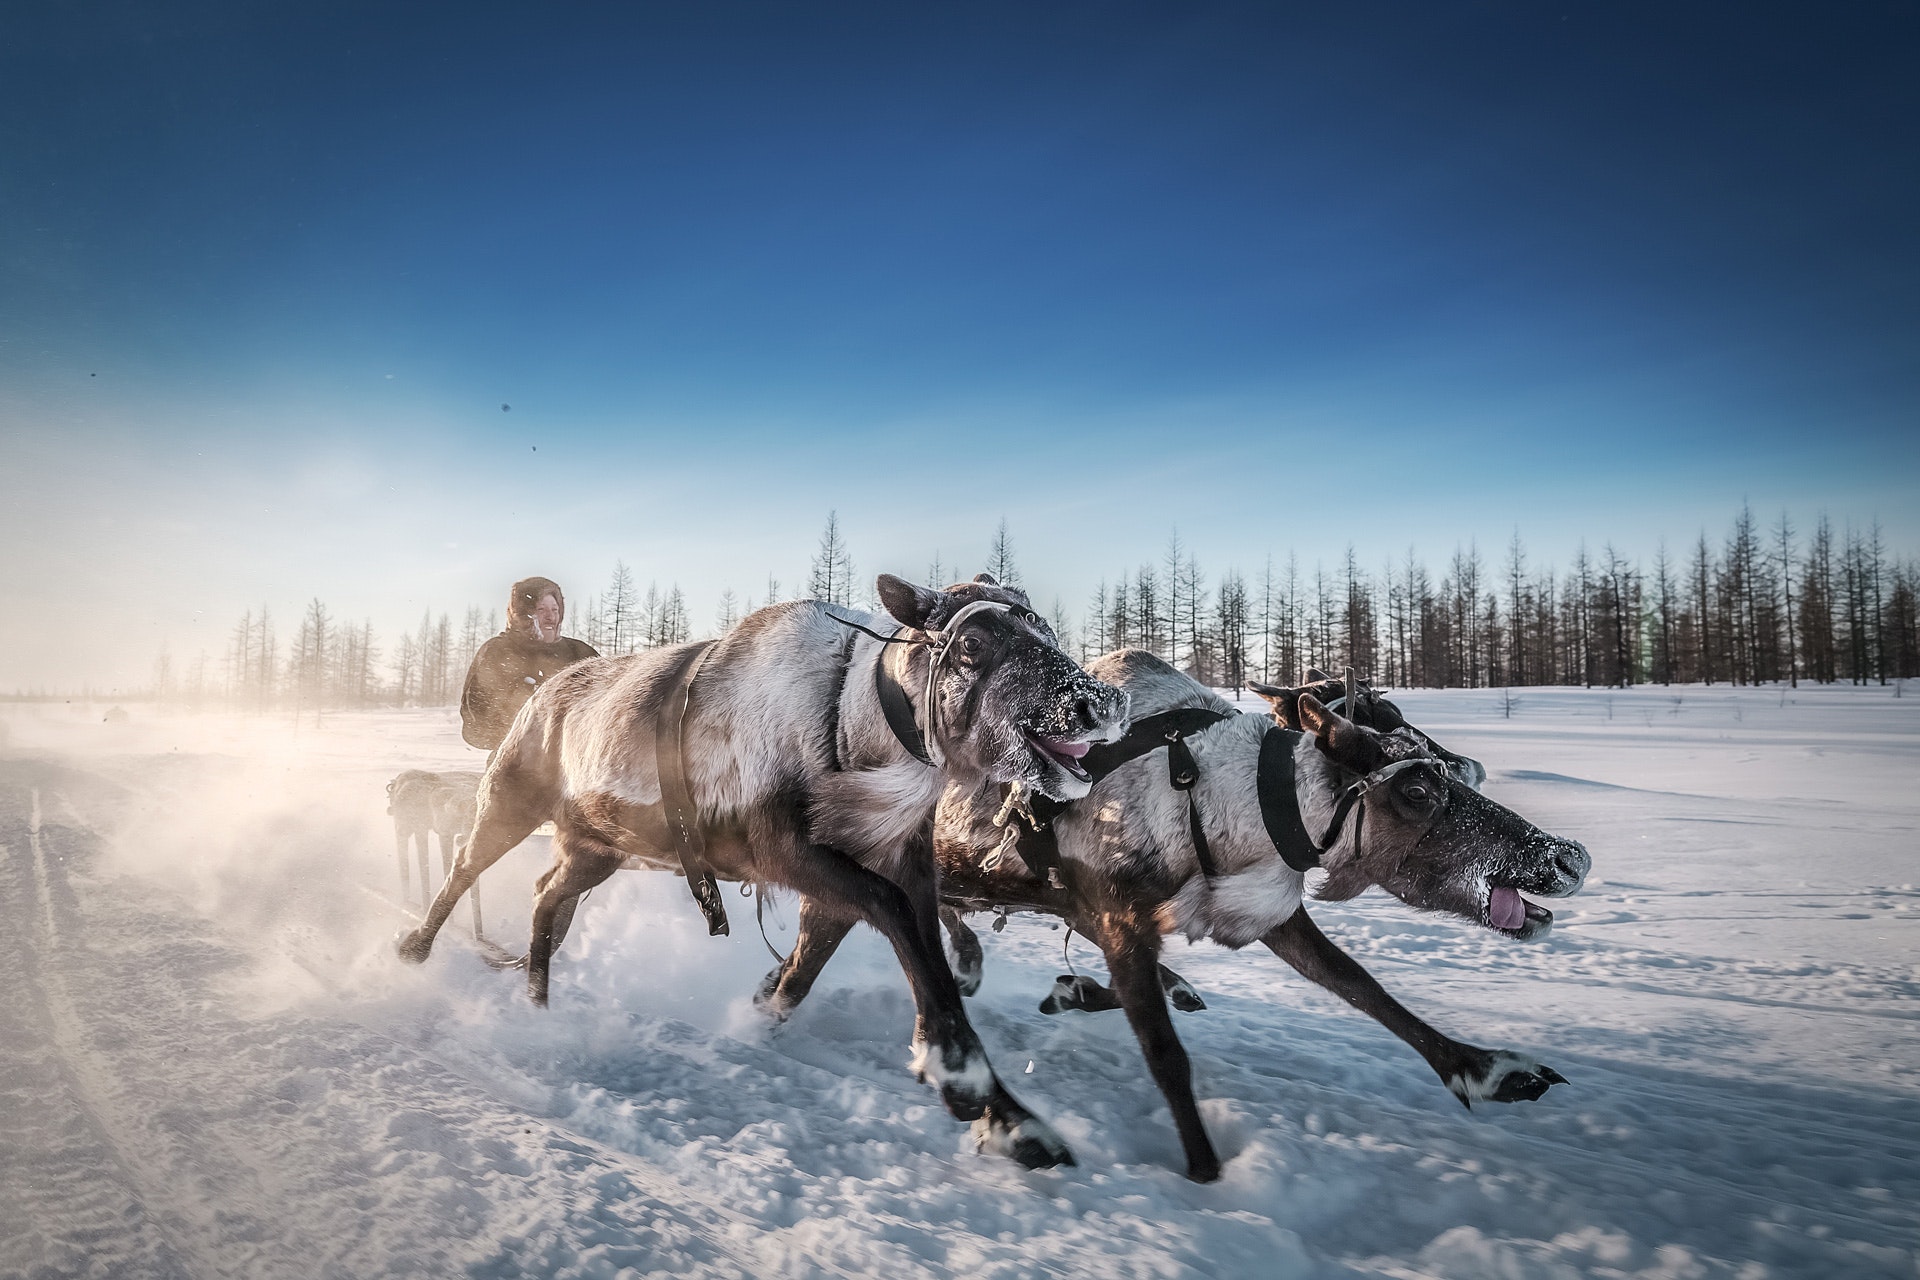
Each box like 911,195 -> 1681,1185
1073,698 -> 1100,732
1552,839 -> 1591,888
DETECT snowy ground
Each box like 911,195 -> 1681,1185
1,683 -> 1916,1279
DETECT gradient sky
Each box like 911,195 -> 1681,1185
4,2 -> 1917,689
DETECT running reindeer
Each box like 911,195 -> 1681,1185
758,653 -> 1590,1182
397,574 -> 1129,1169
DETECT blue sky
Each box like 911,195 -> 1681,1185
4,2 -> 1916,688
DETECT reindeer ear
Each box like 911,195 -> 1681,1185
972,572 -> 999,586
1297,692 -> 1386,773
1304,666 -> 1330,683
876,575 -> 941,630
1247,681 -> 1301,728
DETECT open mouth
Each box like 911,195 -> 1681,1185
1025,731 -> 1092,783
1486,885 -> 1553,935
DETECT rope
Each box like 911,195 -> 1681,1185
752,883 -> 790,965
821,609 -> 930,648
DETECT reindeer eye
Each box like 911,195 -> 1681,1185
959,633 -> 984,658
1403,782 -> 1433,804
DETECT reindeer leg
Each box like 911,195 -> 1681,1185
414,830 -> 432,910
468,857 -> 485,940
1262,907 -> 1566,1108
394,826 -> 412,905
1101,924 -> 1221,1182
894,842 -> 1074,1169
549,888 -> 586,956
398,775 -> 545,965
754,896 -> 855,1020
939,905 -> 984,997
778,835 -> 1072,1169
526,832 -> 623,1007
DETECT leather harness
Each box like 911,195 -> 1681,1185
656,640 -> 730,936
1002,706 -> 1382,888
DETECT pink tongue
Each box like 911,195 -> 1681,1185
1489,887 -> 1527,931
1048,737 -> 1090,759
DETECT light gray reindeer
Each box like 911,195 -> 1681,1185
397,574 -> 1129,1169
762,650 -> 1591,1182
385,769 -> 482,914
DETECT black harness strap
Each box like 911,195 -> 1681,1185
1254,724 -> 1375,872
875,631 -> 934,766
1164,729 -> 1223,879
657,640 -> 729,936
1017,706 -> 1234,882
1078,707 -> 1235,782
1256,726 -> 1323,872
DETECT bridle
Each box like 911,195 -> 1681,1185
1267,746 -> 1446,873
833,599 -> 1015,771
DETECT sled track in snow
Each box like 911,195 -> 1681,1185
0,783 -> 200,1279
0,771 -> 863,1280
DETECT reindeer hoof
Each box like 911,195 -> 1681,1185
1038,974 -> 1119,1015
911,1037 -> 993,1121
1187,1158 -> 1222,1184
972,1105 -> 1074,1170
1163,975 -> 1207,1013
1447,1050 -> 1566,1108
752,968 -> 794,1022
954,961 -> 983,998
939,1085 -> 988,1122
396,930 -> 433,965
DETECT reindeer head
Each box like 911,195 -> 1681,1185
1294,692 -> 1588,940
876,573 -> 1129,802
1251,672 -> 1487,790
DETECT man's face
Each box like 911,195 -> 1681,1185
533,593 -> 561,641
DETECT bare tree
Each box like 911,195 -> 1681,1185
1506,531 -> 1528,687
986,518 -> 1020,587
809,511 -> 856,606
605,562 -> 639,655
1773,512 -> 1798,687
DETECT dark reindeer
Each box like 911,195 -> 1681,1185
397,575 -> 1129,1169
764,651 -> 1590,1182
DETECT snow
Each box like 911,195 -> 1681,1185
1,684 -> 1916,1279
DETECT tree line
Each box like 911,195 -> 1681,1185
1074,506 -> 1917,691
137,503 -> 1915,712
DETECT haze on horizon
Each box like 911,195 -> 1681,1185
4,2 -> 1916,691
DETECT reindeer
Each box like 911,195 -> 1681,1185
397,575 -> 1129,1169
762,651 -> 1591,1182
385,769 -> 482,913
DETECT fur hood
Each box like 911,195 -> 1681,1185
507,576 -> 565,633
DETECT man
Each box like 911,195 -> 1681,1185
460,575 -> 600,751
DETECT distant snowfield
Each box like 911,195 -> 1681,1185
2,684 -> 1915,1279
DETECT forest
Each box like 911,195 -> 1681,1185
133,505 -> 1917,711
